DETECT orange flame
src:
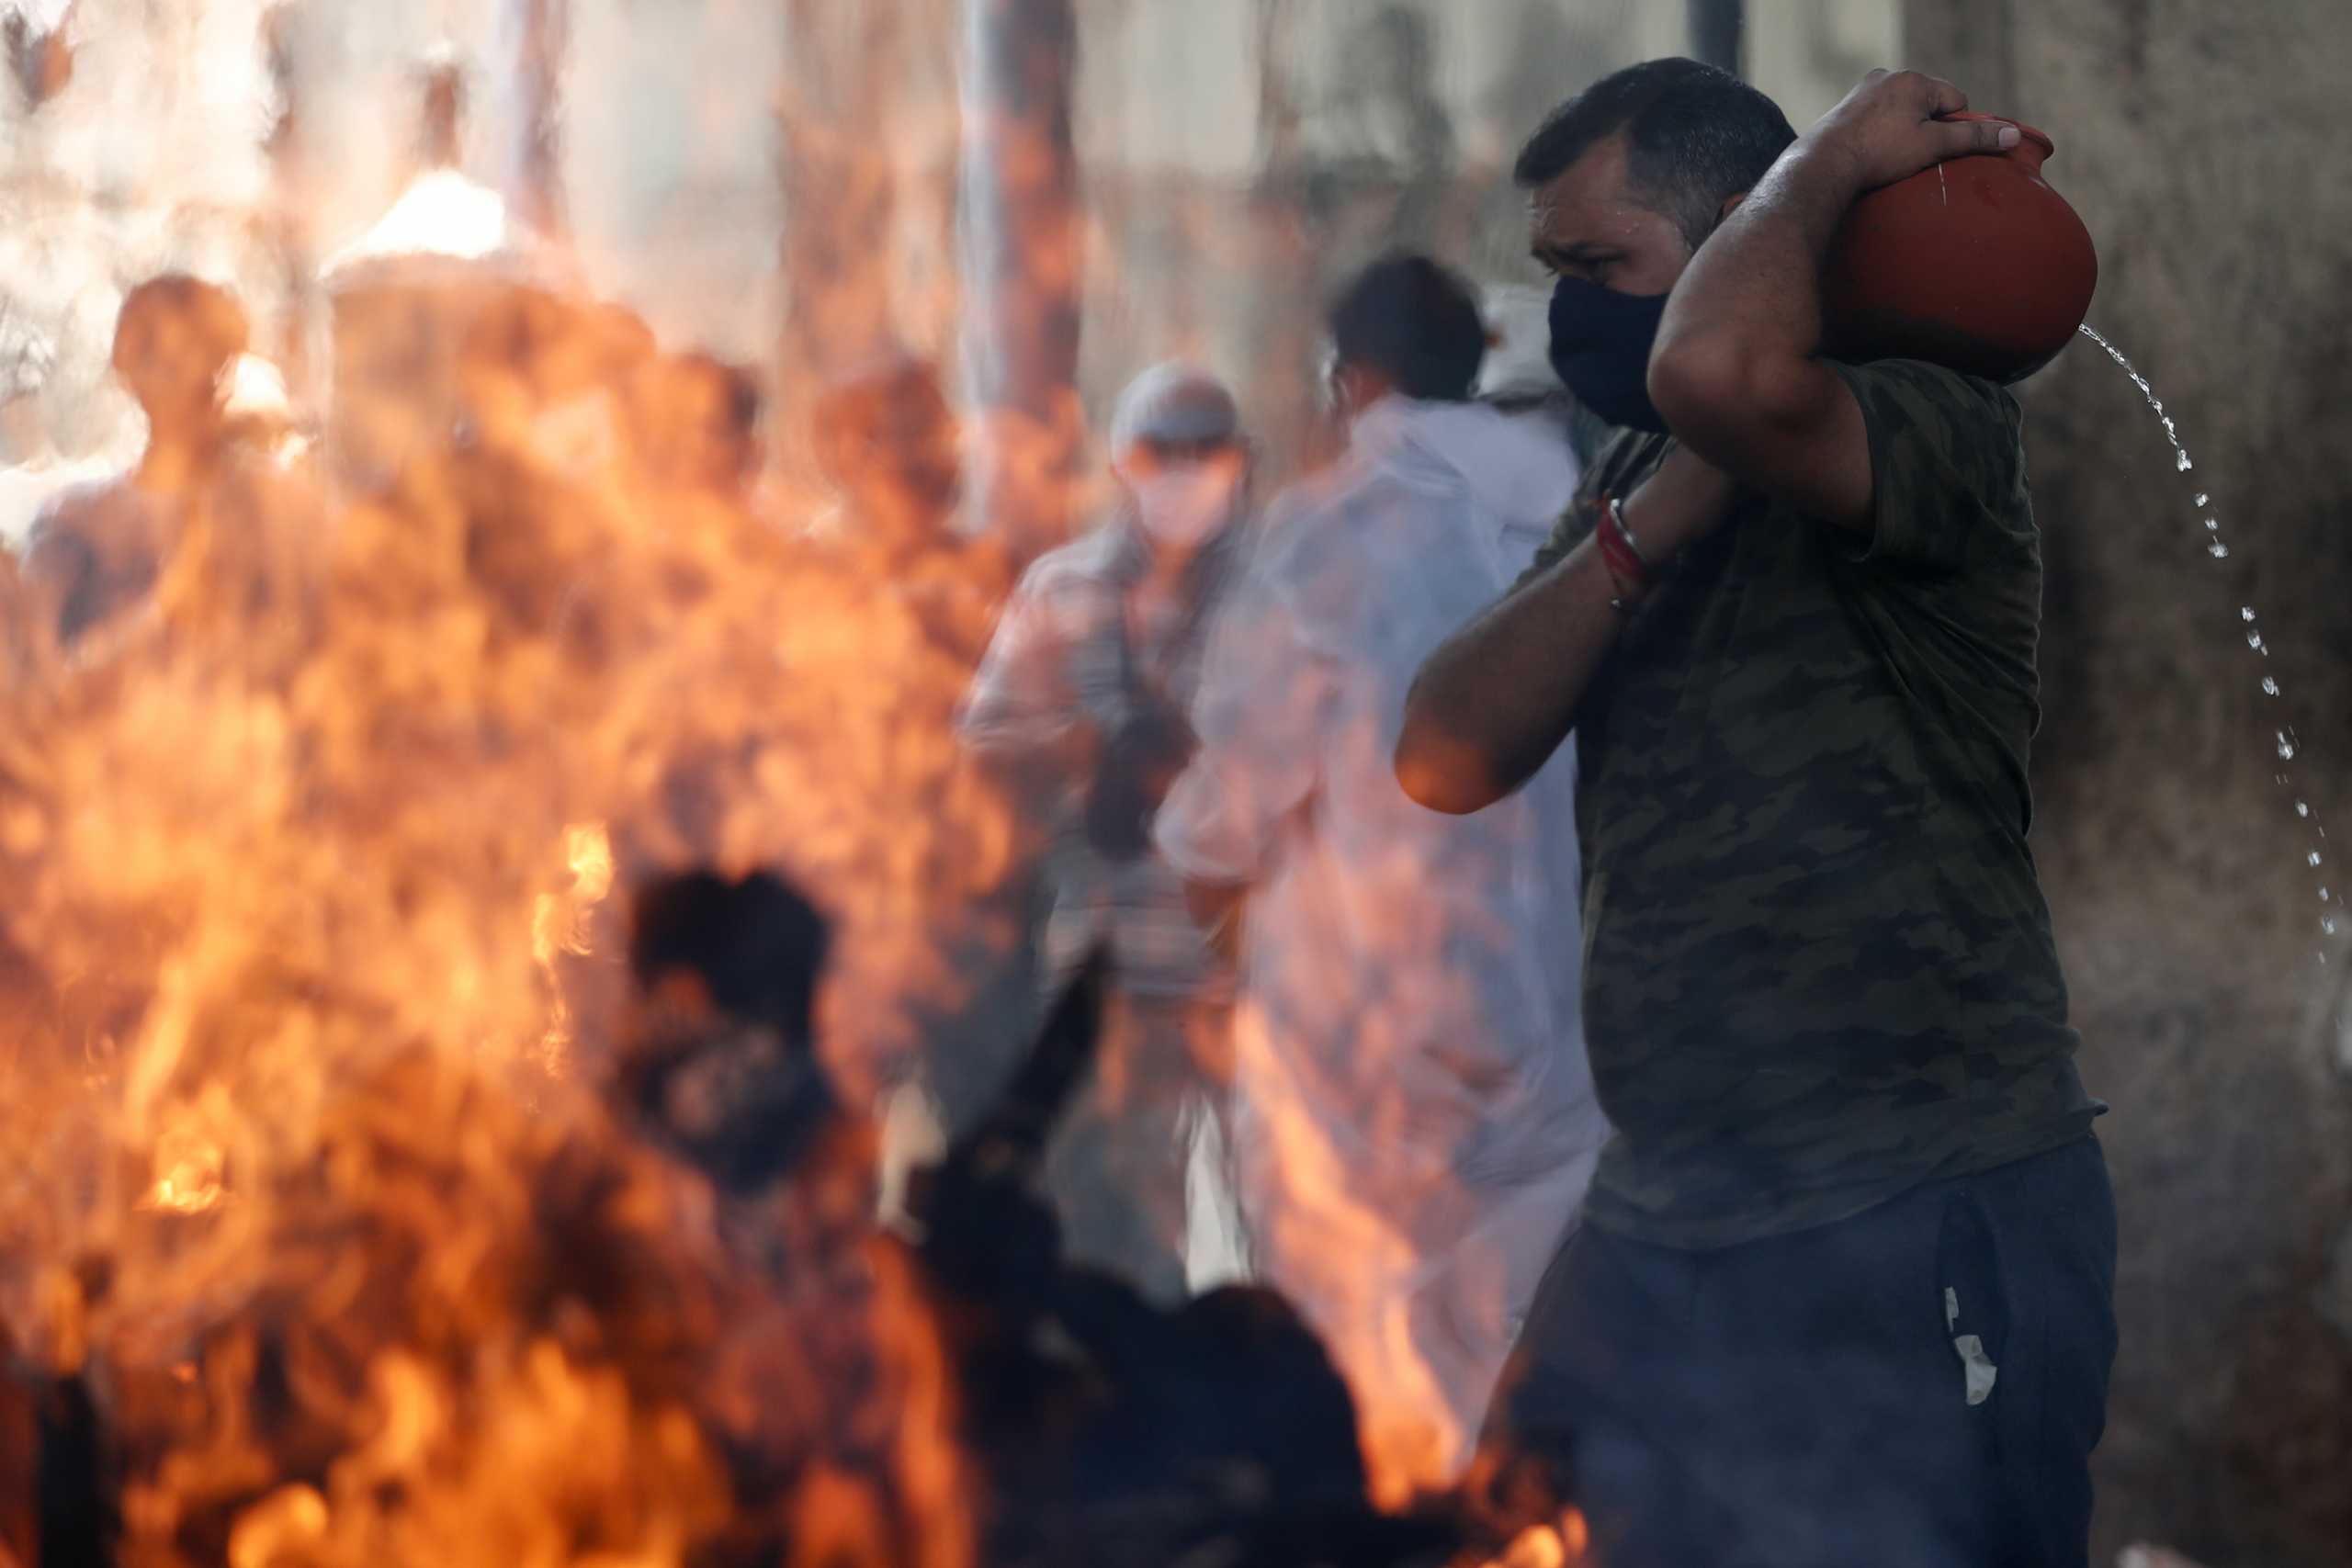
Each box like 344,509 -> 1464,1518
0,241 -> 1008,1565
0,7 -> 1589,1560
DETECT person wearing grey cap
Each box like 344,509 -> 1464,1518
956,362 -> 1253,1303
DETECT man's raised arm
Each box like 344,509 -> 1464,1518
1396,446 -> 1734,815
1645,69 -> 2019,529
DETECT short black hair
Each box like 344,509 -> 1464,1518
1513,58 -> 1797,249
1328,253 -> 1486,403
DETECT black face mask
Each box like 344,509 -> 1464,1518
1547,276 -> 1673,434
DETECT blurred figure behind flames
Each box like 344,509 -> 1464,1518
801,355 -> 1032,1161
1157,255 -> 1607,1477
812,356 -> 960,552
633,350 -> 765,507
956,364 -> 1252,1304
811,355 -> 1007,671
19,275 -> 250,650
625,346 -> 787,581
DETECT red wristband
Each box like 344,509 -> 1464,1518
1595,493 -> 1652,590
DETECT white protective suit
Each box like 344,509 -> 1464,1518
1156,395 -> 1610,1481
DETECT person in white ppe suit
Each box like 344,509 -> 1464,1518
957,364 -> 1252,1303
1155,255 -> 1609,1480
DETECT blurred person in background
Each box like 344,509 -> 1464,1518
153,348 -> 334,668
811,355 -> 1006,671
806,355 -> 1023,1200
437,284 -> 664,671
811,355 -> 962,553
1397,61 -> 2112,1567
624,347 -> 801,601
956,363 -> 1252,1304
457,287 -> 656,489
20,275 -> 249,651
633,350 -> 766,514
1156,255 -> 1604,1469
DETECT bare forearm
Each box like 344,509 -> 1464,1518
1645,141 -> 1876,519
1654,142 -> 1860,379
1648,72 -> 2021,521
1397,449 -> 1737,815
1395,541 -> 1621,815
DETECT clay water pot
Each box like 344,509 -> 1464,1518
1821,113 -> 2098,383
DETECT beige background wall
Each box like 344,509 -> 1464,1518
1907,4 -> 2352,1564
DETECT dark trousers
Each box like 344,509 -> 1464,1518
1486,1138 -> 2118,1568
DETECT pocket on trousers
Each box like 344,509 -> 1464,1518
1936,1188 -> 2011,1428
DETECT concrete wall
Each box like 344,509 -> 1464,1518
1905,5 -> 2352,1564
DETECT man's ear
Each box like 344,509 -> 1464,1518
1719,189 -> 1750,221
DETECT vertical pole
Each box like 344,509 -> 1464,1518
260,3 -> 312,400
776,0 -> 906,477
959,0 -> 1082,562
505,0 -> 569,239
418,51 -> 465,175
1688,0 -> 1745,75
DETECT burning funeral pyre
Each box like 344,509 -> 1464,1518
0,214 -> 1582,1567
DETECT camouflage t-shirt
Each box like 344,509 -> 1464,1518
1525,357 -> 2100,1249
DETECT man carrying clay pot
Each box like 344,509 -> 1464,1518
1397,60 -> 2116,1568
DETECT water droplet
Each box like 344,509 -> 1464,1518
2241,606 -> 2257,621
2248,630 -> 2267,651
2195,492 -> 2210,507
2205,517 -> 2221,532
2312,852 -> 2325,868
2176,449 -> 2194,472
2278,731 -> 2298,761
2209,541 -> 2230,558
2263,677 -> 2281,696
2298,801 -> 2312,818
2323,887 -> 2334,903
2325,917 -> 2340,937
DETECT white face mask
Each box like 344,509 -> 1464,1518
1126,464 -> 1238,547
